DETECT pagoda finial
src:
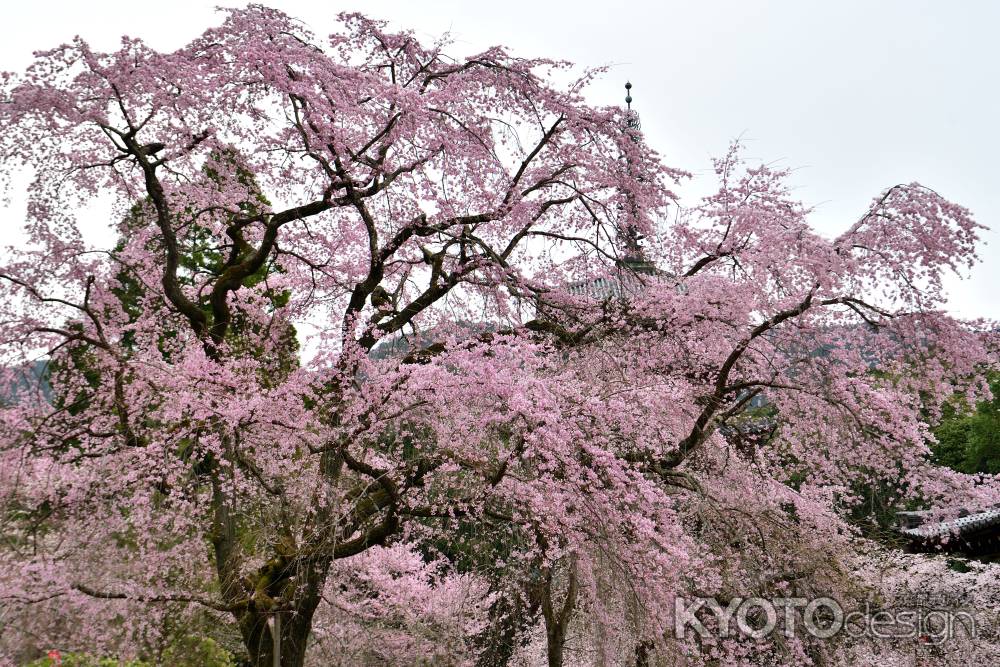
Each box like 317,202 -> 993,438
618,81 -> 652,272
624,81 -> 640,132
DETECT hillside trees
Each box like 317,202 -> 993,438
933,370 -> 1000,475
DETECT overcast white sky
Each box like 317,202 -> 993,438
2,1 -> 997,319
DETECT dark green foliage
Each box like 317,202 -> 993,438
931,371 -> 1000,475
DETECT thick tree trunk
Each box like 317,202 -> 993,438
209,471 -> 302,667
540,560 -> 578,667
209,447 -> 341,667
634,639 -> 654,667
237,612 -> 275,667
476,586 -> 543,667
275,553 -> 332,667
229,557 -> 328,667
244,451 -> 341,667
545,626 -> 567,667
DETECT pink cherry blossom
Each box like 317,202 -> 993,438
0,6 -> 996,667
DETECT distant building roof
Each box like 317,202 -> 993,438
897,507 -> 1000,540
564,257 -> 666,301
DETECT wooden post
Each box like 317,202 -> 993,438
272,612 -> 281,667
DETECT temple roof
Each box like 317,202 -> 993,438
897,507 -> 1000,539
